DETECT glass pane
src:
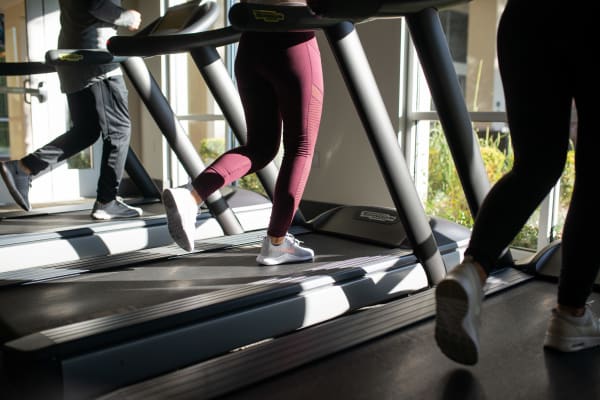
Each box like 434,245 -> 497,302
0,13 -> 8,159
167,0 -> 267,197
179,119 -> 227,165
424,120 -> 471,227
412,0 -> 576,252
67,146 -> 92,169
424,120 -> 520,247
167,0 -> 230,160
463,1 -> 505,114
425,116 -> 574,251
2,1 -> 30,163
424,1 -> 505,114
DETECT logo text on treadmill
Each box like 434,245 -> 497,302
252,9 -> 285,23
58,53 -> 84,62
359,210 -> 397,223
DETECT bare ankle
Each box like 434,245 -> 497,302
190,189 -> 202,205
270,236 -> 284,245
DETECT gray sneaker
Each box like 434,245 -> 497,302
162,187 -> 199,252
435,262 -> 484,365
91,197 -> 143,220
0,160 -> 32,211
256,234 -> 314,266
544,306 -> 600,352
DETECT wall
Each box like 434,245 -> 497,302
302,19 -> 402,209
465,0 -> 505,112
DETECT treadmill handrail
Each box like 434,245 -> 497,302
0,62 -> 55,76
308,0 -> 471,19
227,3 -> 346,31
107,0 -> 228,57
108,26 -> 242,57
107,4 -> 344,58
45,49 -> 128,66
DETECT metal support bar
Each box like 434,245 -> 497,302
323,22 -> 447,284
121,57 -> 245,235
406,8 -> 490,217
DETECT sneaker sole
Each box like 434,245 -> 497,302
257,254 -> 313,266
435,279 -> 479,365
91,211 -> 142,220
0,163 -> 31,211
91,212 -> 112,220
544,334 -> 600,352
162,189 -> 195,252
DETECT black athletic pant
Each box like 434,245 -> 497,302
465,0 -> 600,308
22,75 -> 131,204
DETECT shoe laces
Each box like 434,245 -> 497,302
114,196 -> 135,208
285,233 -> 303,246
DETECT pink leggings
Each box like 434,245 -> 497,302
192,31 -> 324,237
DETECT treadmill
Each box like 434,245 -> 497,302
0,60 -> 166,269
0,0 -> 271,272
87,2 -> 597,398
1,1 -> 493,399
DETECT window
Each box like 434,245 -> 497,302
166,0 -> 265,194
406,0 -> 572,251
0,14 -> 8,159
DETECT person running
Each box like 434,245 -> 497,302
434,0 -> 600,365
1,0 -> 143,220
162,0 -> 324,265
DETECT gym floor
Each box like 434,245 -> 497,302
219,279 -> 600,400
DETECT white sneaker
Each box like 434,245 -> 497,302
256,233 -> 314,266
91,197 -> 143,220
435,262 -> 484,365
544,306 -> 600,352
162,187 -> 198,252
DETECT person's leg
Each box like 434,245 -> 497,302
255,33 -> 323,265
89,76 -> 142,220
23,87 -> 102,173
436,0 -> 572,365
466,0 -> 571,277
0,86 -> 102,211
557,106 -> 599,313
191,33 -> 282,201
544,4 -> 600,352
265,34 -> 323,240
164,33 -> 282,252
93,75 -> 132,203
555,4 -> 600,314
167,33 -> 324,260
547,133 -> 600,351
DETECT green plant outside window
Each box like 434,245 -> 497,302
426,122 -> 574,249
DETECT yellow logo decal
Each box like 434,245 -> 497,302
252,9 -> 285,23
59,53 -> 84,62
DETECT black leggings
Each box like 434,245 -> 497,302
465,0 -> 600,307
22,75 -> 131,203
